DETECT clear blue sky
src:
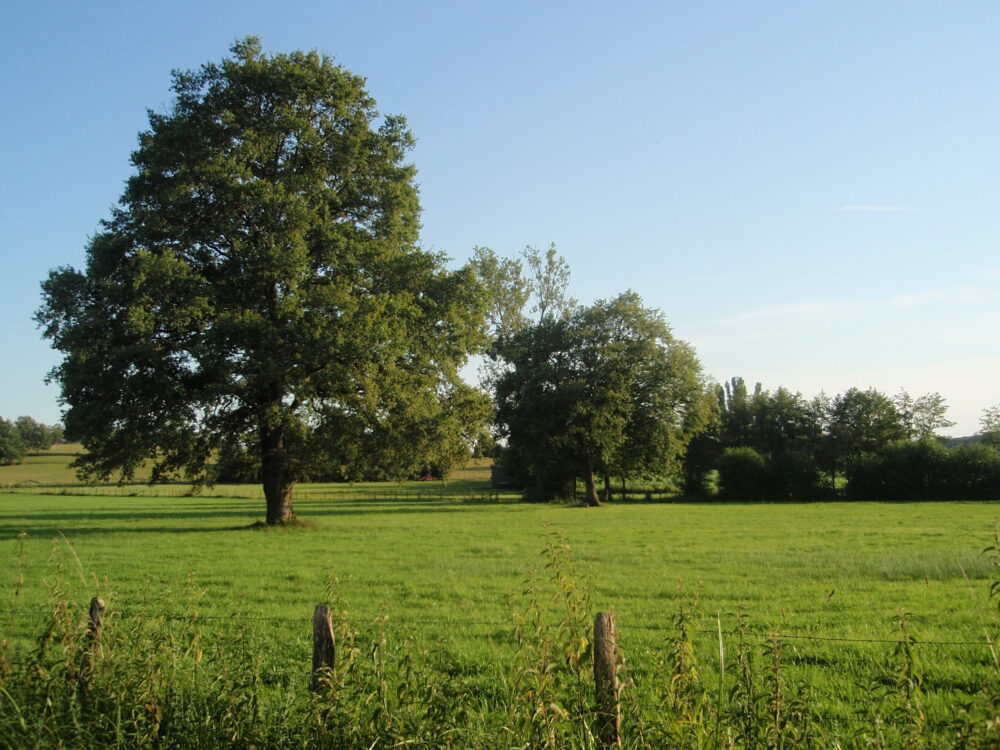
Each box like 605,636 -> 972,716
2,1 -> 998,435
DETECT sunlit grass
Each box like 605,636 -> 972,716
1,446 -> 999,745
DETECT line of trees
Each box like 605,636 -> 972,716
472,243 -> 999,504
0,416 -> 64,465
681,378 -> 1000,501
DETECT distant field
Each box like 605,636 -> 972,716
1,446 -> 999,745
0,444 -> 502,500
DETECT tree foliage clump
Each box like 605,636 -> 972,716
14,416 -> 61,451
692,379 -> 978,501
37,38 -> 488,523
981,404 -> 1000,448
495,291 -> 709,504
0,418 -> 27,465
845,439 -> 1000,501
697,379 -> 827,500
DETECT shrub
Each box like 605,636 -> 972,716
846,440 -> 1000,501
717,446 -> 771,500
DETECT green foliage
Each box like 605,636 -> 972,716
845,439 -> 1000,501
470,245 -> 530,342
13,416 -> 57,451
980,404 -> 1000,448
707,384 -> 826,500
894,389 -> 955,440
36,38 -> 487,522
522,243 -> 577,323
0,418 -> 26,465
695,381 -> 964,501
496,291 -> 709,503
828,387 -> 906,464
717,446 -> 770,500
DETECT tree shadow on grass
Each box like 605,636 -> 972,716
0,501 -> 482,539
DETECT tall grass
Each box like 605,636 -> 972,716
1,537 -> 998,749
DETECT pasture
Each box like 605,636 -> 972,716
1,447 -> 999,747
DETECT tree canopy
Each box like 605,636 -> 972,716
494,291 -> 708,505
14,416 -> 58,451
37,38 -> 487,523
0,418 -> 27,466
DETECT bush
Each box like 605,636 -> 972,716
846,440 -> 1000,501
947,443 -> 1000,500
717,446 -> 770,500
771,448 -> 824,500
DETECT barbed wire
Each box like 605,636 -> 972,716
56,609 -> 994,649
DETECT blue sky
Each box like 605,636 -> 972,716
2,1 -> 998,435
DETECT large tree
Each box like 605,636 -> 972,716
495,291 -> 708,505
37,38 -> 487,523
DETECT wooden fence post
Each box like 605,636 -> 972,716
312,604 -> 336,692
87,596 -> 106,645
79,596 -> 106,696
594,611 -> 621,748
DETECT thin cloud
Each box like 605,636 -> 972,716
836,205 -> 916,212
700,286 -> 997,329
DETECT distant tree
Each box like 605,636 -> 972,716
495,291 -> 707,505
470,246 -> 530,343
748,387 -> 822,458
982,405 -> 1000,432
494,317 -> 578,499
894,390 -> 955,440
981,405 -> 1000,448
827,388 -> 905,473
680,428 -> 721,496
14,416 -> 54,451
36,38 -> 487,524
718,377 -> 754,448
522,243 -> 576,323
0,418 -> 27,465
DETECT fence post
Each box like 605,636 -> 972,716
594,611 -> 621,748
312,604 -> 336,692
88,596 -> 106,645
79,596 -> 106,696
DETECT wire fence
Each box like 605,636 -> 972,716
28,606 -> 991,650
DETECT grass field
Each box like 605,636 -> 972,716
1,447 -> 999,747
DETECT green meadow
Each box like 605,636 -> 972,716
1,447 -> 999,747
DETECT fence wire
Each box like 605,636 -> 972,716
83,609 -> 997,649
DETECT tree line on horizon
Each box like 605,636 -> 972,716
26,38 -> 1000,519
0,416 -> 64,465
473,245 -> 1000,504
681,379 -> 1000,502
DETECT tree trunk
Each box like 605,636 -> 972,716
585,456 -> 601,506
603,474 -> 612,503
533,461 -> 546,501
261,423 -> 296,524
